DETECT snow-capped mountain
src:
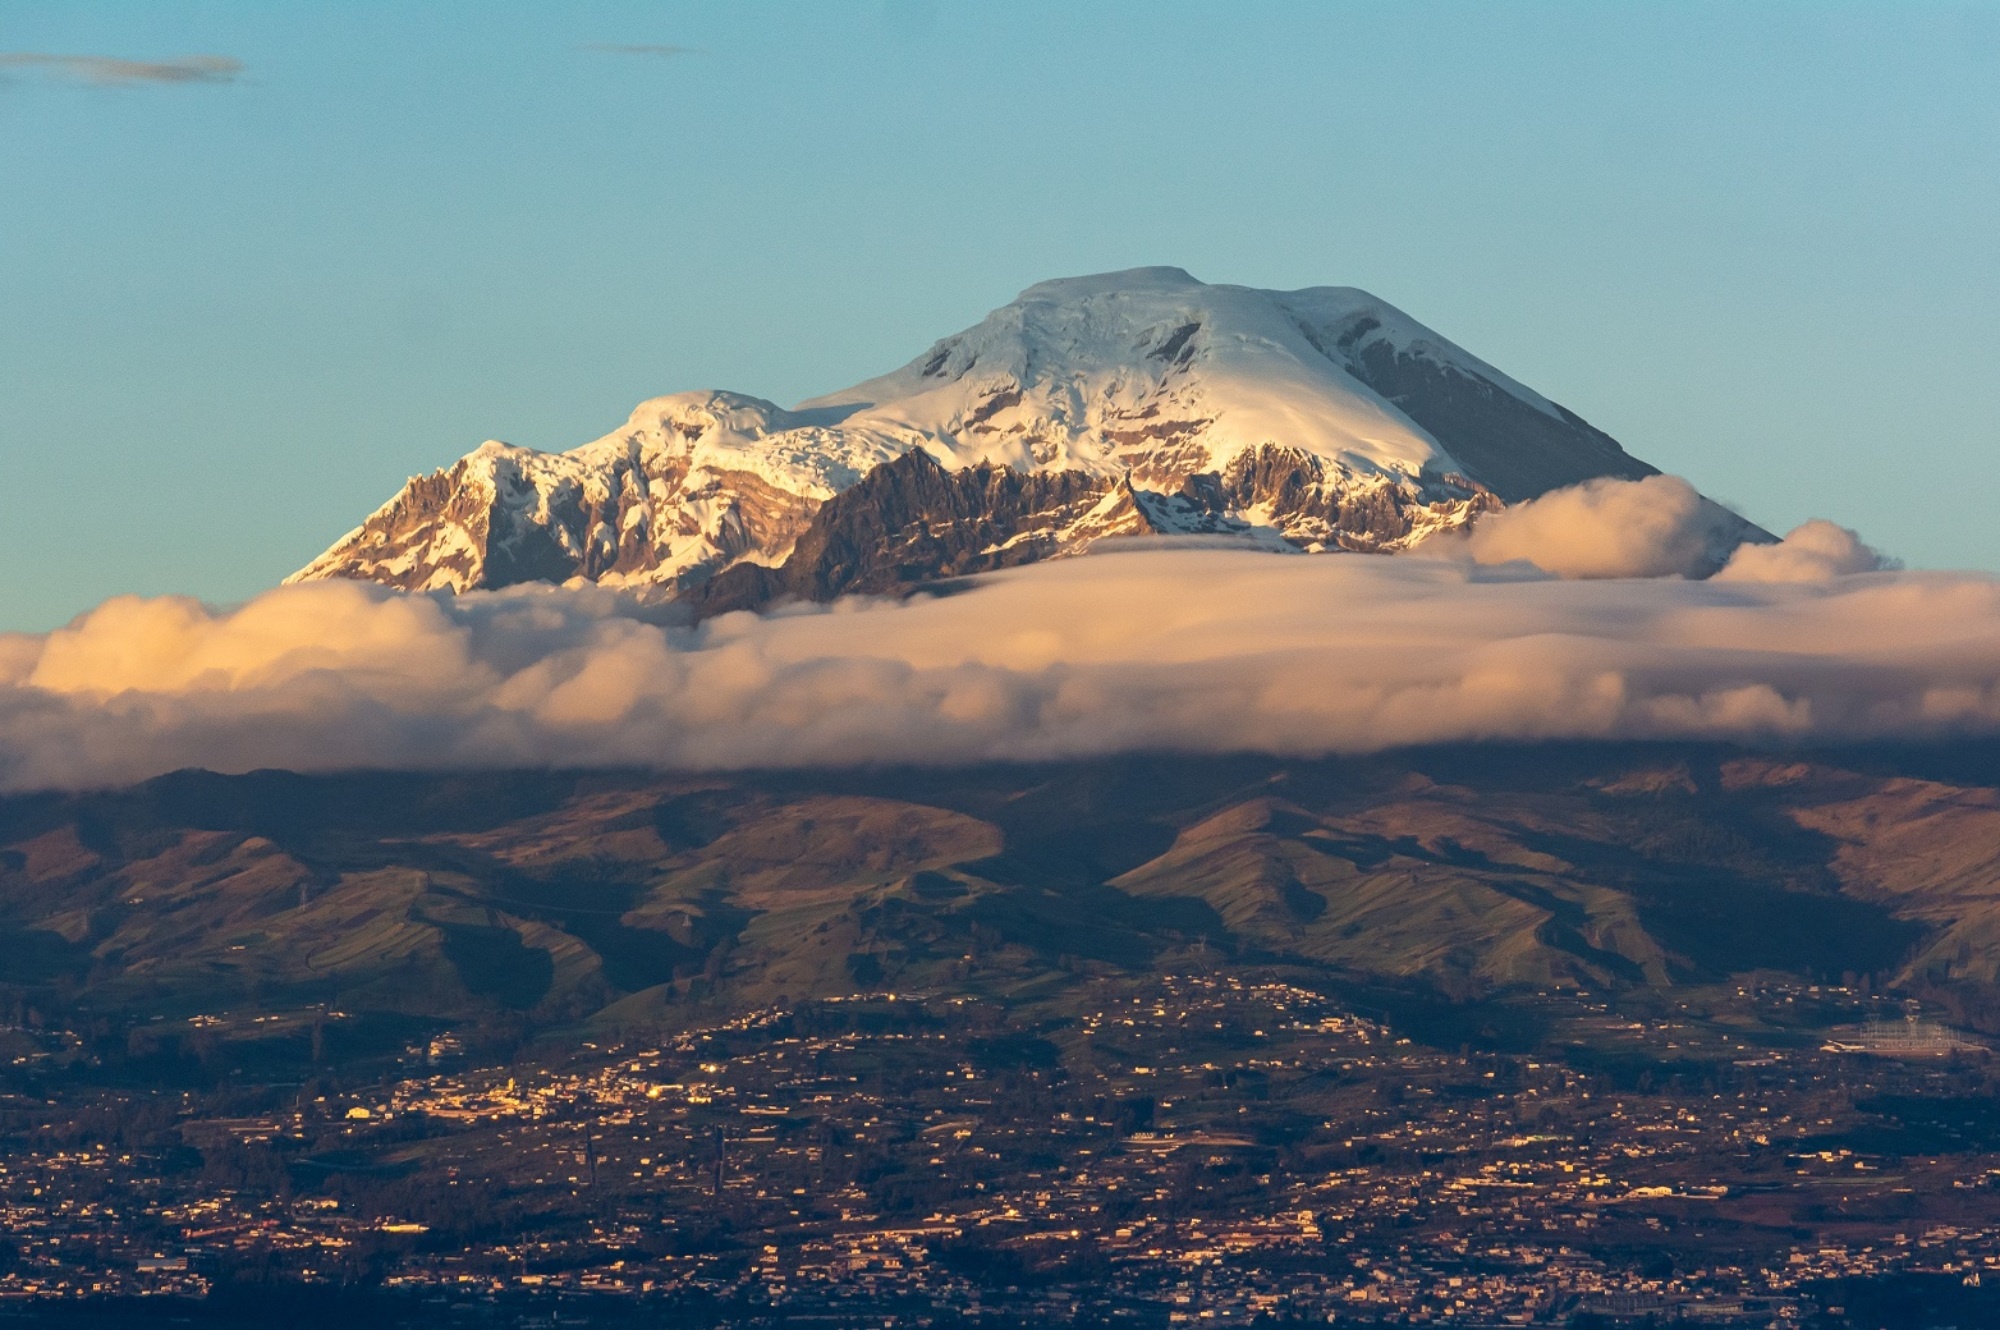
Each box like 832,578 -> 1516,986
290,267 -> 1706,597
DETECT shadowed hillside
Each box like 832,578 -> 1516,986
5,743 -> 2000,1070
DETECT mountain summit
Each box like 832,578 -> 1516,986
290,268 -> 1725,599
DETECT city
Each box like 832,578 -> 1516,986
0,970 -> 1995,1327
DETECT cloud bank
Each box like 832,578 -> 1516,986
0,512 -> 1987,792
0,53 -> 242,86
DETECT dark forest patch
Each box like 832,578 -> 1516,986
437,924 -> 552,1010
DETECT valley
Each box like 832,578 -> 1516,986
2,746 -> 2000,1324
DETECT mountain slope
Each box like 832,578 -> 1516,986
289,268 -> 1717,598
6,745 -> 1995,1034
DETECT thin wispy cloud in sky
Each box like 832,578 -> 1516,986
581,43 -> 700,59
0,52 -> 242,86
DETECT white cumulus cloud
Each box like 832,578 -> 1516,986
1442,474 -> 1743,579
1715,519 -> 1895,583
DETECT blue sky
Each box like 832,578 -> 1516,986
3,1 -> 1997,630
